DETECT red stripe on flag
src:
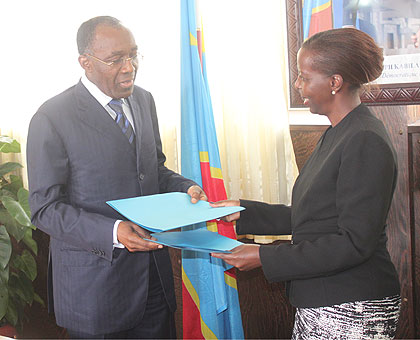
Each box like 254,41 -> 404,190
197,28 -> 203,71
182,281 -> 205,340
200,161 -> 226,201
225,267 -> 237,280
200,161 -> 237,239
308,8 -> 332,38
216,220 -> 237,239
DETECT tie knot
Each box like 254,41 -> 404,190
110,98 -> 123,104
108,99 -> 135,144
108,99 -> 123,114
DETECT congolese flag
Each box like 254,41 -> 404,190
180,0 -> 244,339
302,0 -> 333,40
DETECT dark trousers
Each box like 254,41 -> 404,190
67,255 -> 176,339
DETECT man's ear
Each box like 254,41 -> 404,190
78,55 -> 91,72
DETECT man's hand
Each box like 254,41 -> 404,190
211,244 -> 261,271
209,200 -> 241,222
117,221 -> 163,252
187,185 -> 208,203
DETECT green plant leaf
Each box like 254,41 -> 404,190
1,196 -> 32,227
0,208 -> 27,242
0,225 -> 11,270
0,189 -> 15,200
0,137 -> 20,154
17,190 -> 35,234
17,189 -> 34,226
2,175 -> 23,195
22,228 -> 38,255
0,264 -> 9,284
17,189 -> 30,215
5,297 -> 18,326
6,276 -> 27,329
0,136 -> 40,329
9,273 -> 34,305
0,162 -> 22,178
0,280 -> 8,320
33,293 -> 45,307
12,250 -> 37,281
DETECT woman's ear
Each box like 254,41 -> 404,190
330,74 -> 343,94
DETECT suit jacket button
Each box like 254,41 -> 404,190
139,173 -> 145,180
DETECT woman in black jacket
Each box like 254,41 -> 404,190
212,27 -> 400,339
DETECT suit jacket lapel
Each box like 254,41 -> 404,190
75,81 -> 136,156
127,95 -> 143,156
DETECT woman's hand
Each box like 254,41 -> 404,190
211,244 -> 261,271
210,200 -> 241,222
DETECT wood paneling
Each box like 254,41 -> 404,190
370,105 -> 418,339
408,121 -> 420,339
290,125 -> 328,171
288,105 -> 420,339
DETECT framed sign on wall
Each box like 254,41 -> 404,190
286,0 -> 420,107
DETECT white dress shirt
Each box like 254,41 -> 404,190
81,75 -> 136,249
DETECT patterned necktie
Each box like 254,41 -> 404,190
108,99 -> 135,144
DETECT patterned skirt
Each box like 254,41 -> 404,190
291,295 -> 401,340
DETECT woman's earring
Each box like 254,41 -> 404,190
331,90 -> 336,95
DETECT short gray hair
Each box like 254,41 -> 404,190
76,16 -> 122,55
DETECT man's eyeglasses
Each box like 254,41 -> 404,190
85,53 -> 141,67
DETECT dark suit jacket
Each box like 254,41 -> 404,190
27,81 -> 196,334
237,104 -> 400,308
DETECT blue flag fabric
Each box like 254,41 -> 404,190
302,0 -> 332,40
180,0 -> 244,338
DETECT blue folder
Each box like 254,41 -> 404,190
106,192 -> 244,252
149,228 -> 242,253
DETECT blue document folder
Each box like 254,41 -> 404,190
149,228 -> 242,253
106,192 -> 244,252
107,192 -> 244,232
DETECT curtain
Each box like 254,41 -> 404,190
196,0 -> 298,243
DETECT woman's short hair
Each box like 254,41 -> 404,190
301,27 -> 383,89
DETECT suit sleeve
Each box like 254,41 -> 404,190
236,199 -> 292,235
27,111 -> 115,261
259,130 -> 397,282
146,93 -> 197,193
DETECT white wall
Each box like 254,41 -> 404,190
1,0 -> 180,138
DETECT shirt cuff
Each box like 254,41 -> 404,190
113,220 -> 125,249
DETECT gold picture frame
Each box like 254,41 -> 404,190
286,0 -> 420,107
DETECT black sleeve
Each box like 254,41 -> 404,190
236,199 -> 292,235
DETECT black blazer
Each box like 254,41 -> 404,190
27,81 -> 196,334
237,104 -> 400,308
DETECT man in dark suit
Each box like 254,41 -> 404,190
27,16 -> 206,339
